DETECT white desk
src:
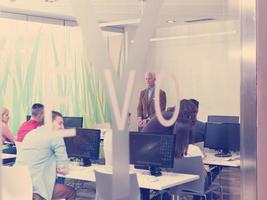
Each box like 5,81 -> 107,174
60,164 -> 199,191
2,153 -> 16,160
203,151 -> 240,167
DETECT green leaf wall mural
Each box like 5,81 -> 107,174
0,18 -> 124,134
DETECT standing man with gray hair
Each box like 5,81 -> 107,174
137,72 -> 166,130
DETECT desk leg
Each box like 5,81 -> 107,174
219,170 -> 223,200
141,188 -> 150,200
171,195 -> 179,200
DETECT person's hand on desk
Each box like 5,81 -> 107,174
137,118 -> 150,128
137,118 -> 145,127
57,166 -> 69,175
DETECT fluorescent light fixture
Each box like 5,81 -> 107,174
166,20 -> 176,24
99,18 -> 140,27
131,31 -> 237,43
150,31 -> 237,42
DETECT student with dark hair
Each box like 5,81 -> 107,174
17,103 -> 44,142
141,111 -> 174,134
15,111 -> 76,200
189,99 -> 199,108
142,99 -> 197,136
145,100 -> 217,200
150,100 -> 202,200
173,99 -> 201,158
173,100 -> 220,200
190,99 -> 206,143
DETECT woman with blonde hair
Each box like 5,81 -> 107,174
1,107 -> 16,143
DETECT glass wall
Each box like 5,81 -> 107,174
1,0 -> 254,199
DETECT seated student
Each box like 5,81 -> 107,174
172,101 -> 215,200
149,100 -> 199,200
17,103 -> 44,142
15,111 -> 76,200
172,99 -> 200,158
1,107 -> 16,143
1,107 -> 17,154
141,110 -> 174,134
141,100 -> 194,135
190,99 -> 206,143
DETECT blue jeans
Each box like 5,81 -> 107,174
56,177 -> 65,184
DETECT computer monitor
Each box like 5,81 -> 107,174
63,117 -> 83,129
207,115 -> 239,123
204,123 -> 240,157
129,132 -> 175,176
64,128 -> 101,166
26,116 -> 83,128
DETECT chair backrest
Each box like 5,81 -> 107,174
2,165 -> 33,200
168,156 -> 206,194
14,141 -> 22,164
92,123 -> 112,165
14,141 -> 22,153
94,123 -> 111,141
95,170 -> 140,200
103,129 -> 112,165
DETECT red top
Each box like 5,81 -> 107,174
17,120 -> 40,142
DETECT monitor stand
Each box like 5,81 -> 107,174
149,166 -> 162,176
215,150 -> 232,157
82,158 -> 92,166
134,165 -> 149,170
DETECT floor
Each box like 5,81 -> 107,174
65,167 -> 241,200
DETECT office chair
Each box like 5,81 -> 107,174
94,170 -> 140,200
94,123 -> 111,140
2,165 -> 33,200
12,141 -> 22,164
103,129 -> 113,166
166,156 -> 222,200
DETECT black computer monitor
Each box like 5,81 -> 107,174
26,115 -> 83,128
207,115 -> 239,123
204,123 -> 240,157
63,117 -> 83,129
64,128 -> 101,166
129,132 -> 176,176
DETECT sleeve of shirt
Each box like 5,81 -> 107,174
160,90 -> 167,111
137,90 -> 144,118
51,137 -> 69,169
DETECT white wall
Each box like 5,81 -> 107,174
127,21 -> 240,130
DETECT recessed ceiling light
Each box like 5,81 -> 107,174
166,20 -> 176,24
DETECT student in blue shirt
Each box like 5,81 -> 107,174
15,111 -> 76,200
